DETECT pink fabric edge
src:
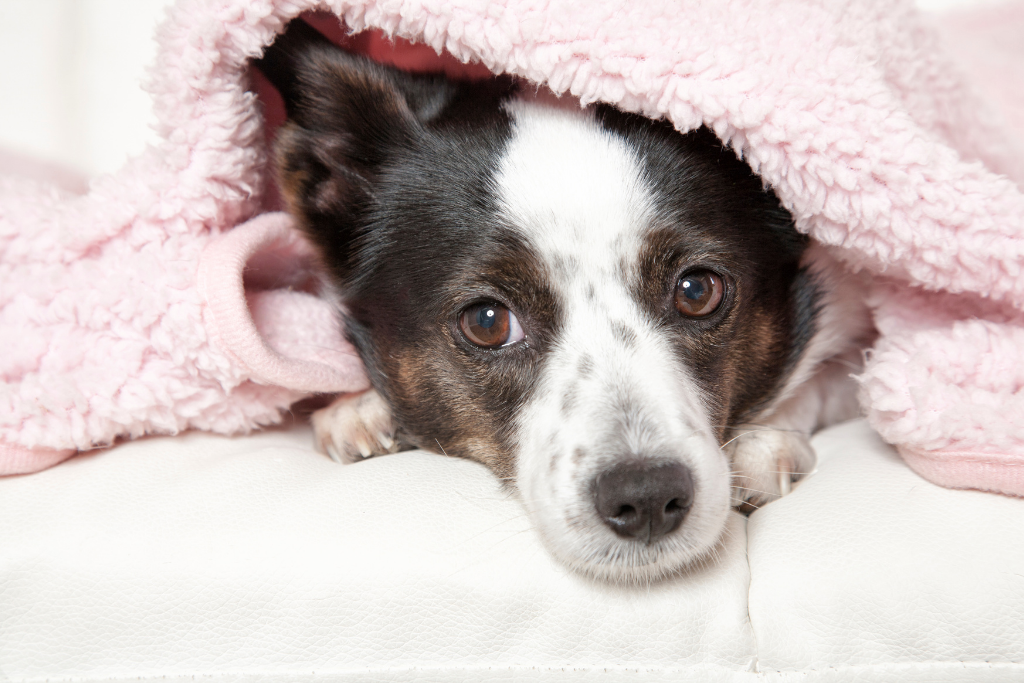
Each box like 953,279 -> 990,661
0,442 -> 76,477
197,212 -> 359,393
898,445 -> 1024,498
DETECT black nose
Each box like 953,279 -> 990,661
594,462 -> 694,543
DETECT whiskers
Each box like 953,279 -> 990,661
715,423 -> 809,450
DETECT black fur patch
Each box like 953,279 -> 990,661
256,20 -> 560,476
594,106 -> 813,435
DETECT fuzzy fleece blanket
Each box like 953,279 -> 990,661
1,0 -> 1022,497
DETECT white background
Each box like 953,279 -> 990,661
0,0 -> 999,178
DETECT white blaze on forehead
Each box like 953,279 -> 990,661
495,97 -> 655,279
493,97 -> 731,582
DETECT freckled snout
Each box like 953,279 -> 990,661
593,462 -> 694,544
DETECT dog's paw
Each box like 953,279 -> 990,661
725,426 -> 816,509
311,389 -> 400,464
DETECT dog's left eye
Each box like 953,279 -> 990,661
459,303 -> 526,348
675,270 -> 726,317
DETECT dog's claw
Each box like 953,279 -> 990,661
311,389 -> 400,464
726,427 -> 815,507
377,431 -> 395,451
778,465 -> 792,497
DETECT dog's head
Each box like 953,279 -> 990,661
256,21 -> 817,582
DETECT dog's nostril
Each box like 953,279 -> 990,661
594,462 -> 694,544
612,504 -> 638,521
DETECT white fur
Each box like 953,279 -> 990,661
313,389 -> 398,463
494,98 -> 732,582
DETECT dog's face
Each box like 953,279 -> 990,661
257,22 -> 818,582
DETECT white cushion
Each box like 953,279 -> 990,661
1,419 -> 1022,682
0,423 -> 754,682
748,420 -> 1024,681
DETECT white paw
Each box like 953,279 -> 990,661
725,426 -> 816,508
311,389 -> 399,464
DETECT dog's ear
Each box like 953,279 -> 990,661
253,20 -> 456,268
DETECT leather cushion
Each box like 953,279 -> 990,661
0,423 -> 753,681
748,420 -> 1024,681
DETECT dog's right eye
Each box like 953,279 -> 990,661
459,303 -> 525,348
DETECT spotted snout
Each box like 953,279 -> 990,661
593,461 -> 694,544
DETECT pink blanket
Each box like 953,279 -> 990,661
2,0 -> 1022,497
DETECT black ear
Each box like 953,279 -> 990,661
252,19 -> 456,266
254,19 -> 456,131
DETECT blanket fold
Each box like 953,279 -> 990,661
1,0 -> 1022,495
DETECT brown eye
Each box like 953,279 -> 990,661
674,270 -> 726,317
459,303 -> 525,348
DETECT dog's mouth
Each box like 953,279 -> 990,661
511,364 -> 734,583
525,470 -> 732,583
536,480 -> 732,584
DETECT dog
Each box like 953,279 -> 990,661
254,20 -> 872,583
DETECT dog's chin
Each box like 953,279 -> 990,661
546,523 -> 732,586
523,486 -> 734,585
